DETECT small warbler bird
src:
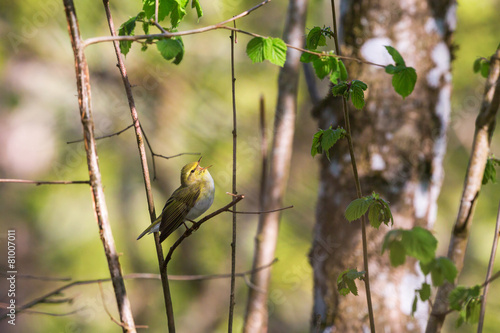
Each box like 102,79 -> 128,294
137,157 -> 215,243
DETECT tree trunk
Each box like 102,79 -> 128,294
310,0 -> 456,331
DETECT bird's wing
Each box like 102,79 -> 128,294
159,186 -> 200,243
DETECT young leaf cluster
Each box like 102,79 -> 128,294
246,37 -> 287,67
384,46 -> 417,99
310,126 -> 346,160
382,227 -> 438,267
383,227 -> 458,316
332,80 -> 368,109
482,156 -> 500,185
344,192 -> 394,228
118,0 -> 203,61
473,57 -> 491,78
449,285 -> 482,327
300,27 -> 347,84
411,282 -> 431,315
337,269 -> 365,296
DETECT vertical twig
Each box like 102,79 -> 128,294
62,1 -> 136,332
228,27 -> 238,333
330,1 -> 376,331
259,95 -> 268,209
477,202 -> 500,333
101,1 -> 175,331
426,45 -> 500,333
243,1 -> 307,332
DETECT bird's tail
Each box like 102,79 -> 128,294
136,215 -> 161,240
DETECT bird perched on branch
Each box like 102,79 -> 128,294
137,157 -> 215,243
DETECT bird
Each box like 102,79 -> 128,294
137,157 -> 215,243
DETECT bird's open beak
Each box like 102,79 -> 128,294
202,165 -> 212,171
197,156 -> 203,164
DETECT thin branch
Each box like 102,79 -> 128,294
98,282 -> 149,330
101,1 -> 175,331
228,26 -> 238,333
84,23 -> 385,69
163,194 -> 245,269
330,1 -> 376,332
67,124 -> 134,144
139,122 -> 200,180
63,1 -> 136,332
478,202 -> 500,333
0,179 -> 89,185
227,205 -> 293,214
0,272 -> 72,281
426,44 -> 500,333
0,306 -> 85,317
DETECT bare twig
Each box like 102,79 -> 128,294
426,46 -> 500,333
163,194 -> 245,269
477,202 -> 500,333
101,1 -> 175,331
0,179 -> 89,185
63,1 -> 136,332
0,272 -> 71,281
98,282 -> 148,330
0,261 -> 277,322
139,123 -> 199,180
228,26 -> 238,333
227,205 -> 293,214
67,124 -> 134,144
330,1 -> 375,332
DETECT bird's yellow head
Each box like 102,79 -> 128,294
180,157 -> 212,186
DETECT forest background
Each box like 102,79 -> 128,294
0,0 -> 499,332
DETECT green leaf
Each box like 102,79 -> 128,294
332,81 -> 349,97
368,202 -> 383,229
388,241 -> 406,266
246,37 -> 266,63
337,269 -> 365,296
339,60 -> 348,81
419,283 -> 431,301
350,80 -> 368,109
480,61 -> 490,78
311,127 -> 346,160
118,16 -> 138,56
306,27 -> 326,50
412,295 -> 418,315
482,157 -> 500,184
157,38 -> 184,64
437,257 -> 458,283
300,52 -> 318,63
385,45 -> 405,66
392,67 -> 417,99
313,56 -> 336,79
401,227 -> 437,264
191,0 -> 203,18
246,37 -> 287,67
473,58 -> 481,73
267,38 -> 287,67
385,64 -> 404,74
170,0 -> 189,28
449,285 -> 482,327
311,130 -> 323,158
142,0 -> 169,22
345,197 -> 373,222
142,21 -> 150,35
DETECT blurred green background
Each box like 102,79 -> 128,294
0,0 -> 499,332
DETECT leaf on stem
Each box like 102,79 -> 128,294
337,269 -> 365,296
246,37 -> 287,67
384,46 -> 417,98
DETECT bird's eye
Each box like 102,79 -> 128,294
190,169 -> 195,173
